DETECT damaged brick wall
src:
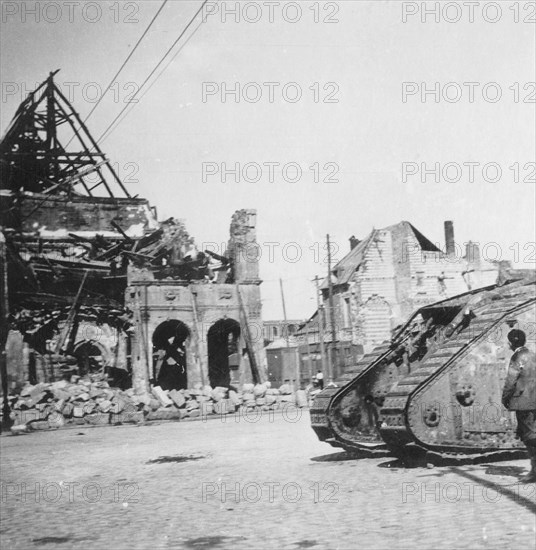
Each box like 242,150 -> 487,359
227,209 -> 260,283
319,221 -> 504,361
0,75 -> 266,407
5,318 -> 130,392
127,209 -> 266,395
3,193 -> 158,238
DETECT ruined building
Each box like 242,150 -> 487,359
0,73 -> 265,401
296,221 -> 504,382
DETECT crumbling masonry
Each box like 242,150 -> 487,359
0,73 -> 265,410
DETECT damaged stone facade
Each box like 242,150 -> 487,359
297,221 -> 504,381
127,209 -> 266,394
0,74 -> 265,411
2,203 -> 266,395
326,221 -> 501,348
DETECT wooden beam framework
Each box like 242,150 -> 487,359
0,71 -> 130,198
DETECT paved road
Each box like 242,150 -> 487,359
1,411 -> 535,549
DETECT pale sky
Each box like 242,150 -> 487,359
1,0 -> 535,319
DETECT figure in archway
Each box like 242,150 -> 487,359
152,320 -> 190,390
207,318 -> 240,388
73,341 -> 105,376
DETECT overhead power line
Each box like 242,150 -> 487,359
110,8 -> 208,126
98,11 -> 206,145
65,0 -> 169,148
96,0 -> 212,146
86,0 -> 169,124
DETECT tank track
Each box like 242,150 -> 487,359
310,344 -> 392,452
380,287 -> 535,458
310,387 -> 341,445
309,286 -> 493,453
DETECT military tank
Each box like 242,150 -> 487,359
310,274 -> 536,461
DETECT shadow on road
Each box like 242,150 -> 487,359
450,466 -> 536,513
146,454 -> 207,464
377,450 -> 528,468
311,449 -> 391,462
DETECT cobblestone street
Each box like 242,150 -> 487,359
1,412 -> 535,550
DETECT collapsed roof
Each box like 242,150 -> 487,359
0,70 -> 129,198
0,73 -> 234,324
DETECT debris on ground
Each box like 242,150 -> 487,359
4,379 -> 308,433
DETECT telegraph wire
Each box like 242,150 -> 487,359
96,0 -> 212,145
65,0 -> 169,148
84,0 -> 169,124
97,8 -> 207,145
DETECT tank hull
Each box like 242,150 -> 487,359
381,290 -> 535,456
310,278 -> 536,461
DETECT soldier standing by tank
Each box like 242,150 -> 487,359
502,329 -> 536,483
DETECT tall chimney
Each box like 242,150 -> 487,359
349,236 -> 360,251
444,221 -> 455,257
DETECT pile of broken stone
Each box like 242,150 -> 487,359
4,377 -> 309,434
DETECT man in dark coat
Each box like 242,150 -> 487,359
502,329 -> 536,483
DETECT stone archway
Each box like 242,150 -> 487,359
152,320 -> 190,390
207,318 -> 240,388
73,340 -> 107,376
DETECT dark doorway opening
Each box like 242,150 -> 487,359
73,341 -> 104,376
207,318 -> 240,388
152,320 -> 190,390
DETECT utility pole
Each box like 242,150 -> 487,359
326,234 -> 337,380
314,275 -> 329,381
279,278 -> 290,349
305,322 -> 313,383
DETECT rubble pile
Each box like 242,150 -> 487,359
5,379 -> 308,433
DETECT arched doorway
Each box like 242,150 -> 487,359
73,341 -> 106,376
207,318 -> 240,388
152,320 -> 190,390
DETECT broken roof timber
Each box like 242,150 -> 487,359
0,72 -> 130,199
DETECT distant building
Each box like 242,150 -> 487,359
263,320 -> 305,388
296,220 -> 503,381
264,338 -> 300,389
262,320 -> 303,343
